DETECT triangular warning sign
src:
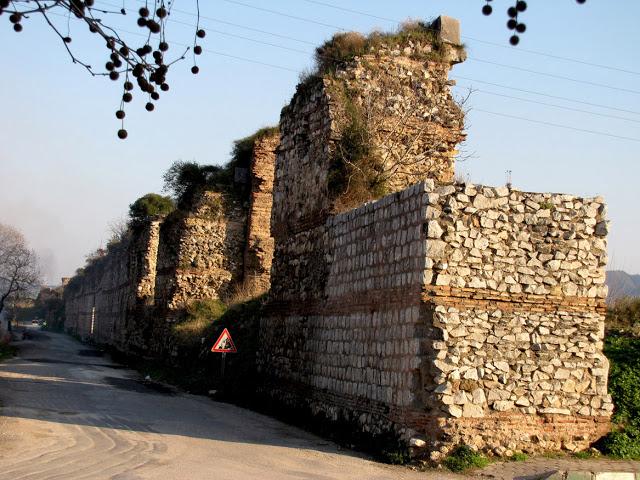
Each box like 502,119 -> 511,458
211,328 -> 237,353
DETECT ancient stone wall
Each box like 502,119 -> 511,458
64,134 -> 277,356
63,219 -> 161,348
272,26 -> 465,234
154,191 -> 247,312
259,180 -> 611,456
260,17 -> 611,456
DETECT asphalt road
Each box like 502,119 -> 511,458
0,327 -> 457,480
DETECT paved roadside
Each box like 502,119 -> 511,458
0,328 -> 459,480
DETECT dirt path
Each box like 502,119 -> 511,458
0,328 -> 460,480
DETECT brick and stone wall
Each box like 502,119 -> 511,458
154,191 -> 247,312
243,133 -> 278,296
259,16 -> 611,456
259,180 -> 611,456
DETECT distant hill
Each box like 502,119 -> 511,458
606,270 -> 640,302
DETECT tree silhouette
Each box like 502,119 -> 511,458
1,0 -> 206,139
1,1 -> 587,137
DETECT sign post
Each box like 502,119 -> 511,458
211,328 -> 237,378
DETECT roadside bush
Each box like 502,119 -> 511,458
0,342 -> 16,361
600,334 -> 640,459
442,445 -> 490,472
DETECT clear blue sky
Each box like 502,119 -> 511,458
1,0 -> 639,283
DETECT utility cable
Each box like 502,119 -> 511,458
472,109 -> 640,142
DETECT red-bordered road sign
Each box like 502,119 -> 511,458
211,328 -> 237,353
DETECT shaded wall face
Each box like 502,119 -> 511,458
260,184 -> 432,430
63,221 -> 161,347
271,80 -> 333,238
243,134 -> 278,296
154,192 -> 247,313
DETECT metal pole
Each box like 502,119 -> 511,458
221,352 -> 226,377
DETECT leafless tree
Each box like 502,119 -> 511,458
1,0 -> 206,138
0,224 -> 41,316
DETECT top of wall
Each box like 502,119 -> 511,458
272,17 -> 467,236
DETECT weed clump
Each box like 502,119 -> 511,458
172,298 -> 227,346
313,20 -> 448,77
442,445 -> 490,472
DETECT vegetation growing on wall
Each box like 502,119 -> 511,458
172,298 -> 227,347
327,87 -> 388,212
163,126 -> 278,208
128,193 -> 175,224
313,21 -> 452,78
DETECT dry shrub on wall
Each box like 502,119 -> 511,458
311,20 -> 453,79
315,32 -> 367,75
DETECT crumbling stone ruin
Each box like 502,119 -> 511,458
258,17 -> 611,457
64,131 -> 278,356
63,16 -> 612,459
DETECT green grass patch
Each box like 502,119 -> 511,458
172,299 -> 227,347
443,445 -> 490,472
573,450 -> 595,459
598,333 -> 640,459
508,452 -> 528,462
380,449 -> 410,465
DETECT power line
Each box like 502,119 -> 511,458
299,0 -> 640,76
467,58 -> 640,95
49,5 -> 640,140
454,76 -> 640,116
472,108 -> 640,142
220,0 -> 345,31
96,0 -> 319,46
51,10 -> 300,73
217,0 -> 640,95
94,0 -> 640,114
166,16 -> 311,55
463,36 -> 640,76
462,87 -> 640,124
